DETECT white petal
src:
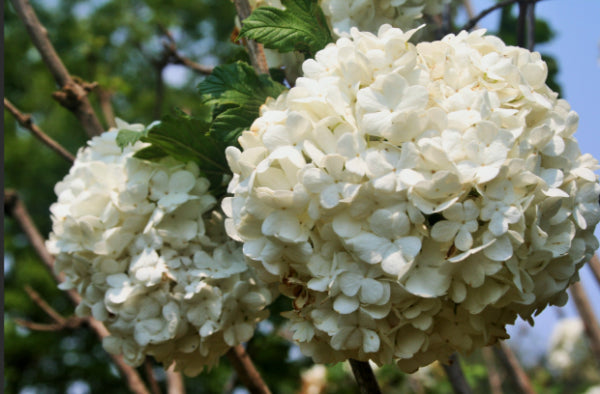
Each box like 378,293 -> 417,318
333,295 -> 359,314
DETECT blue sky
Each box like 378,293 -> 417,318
468,0 -> 600,365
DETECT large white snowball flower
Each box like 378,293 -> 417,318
224,26 -> 600,371
548,318 -> 591,377
47,120 -> 274,375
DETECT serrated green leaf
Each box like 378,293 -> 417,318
116,129 -> 144,149
137,112 -> 231,196
199,61 -> 286,145
239,0 -> 333,57
133,145 -> 168,160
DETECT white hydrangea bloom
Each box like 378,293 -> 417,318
225,26 -> 600,371
47,122 -> 274,375
548,318 -> 591,377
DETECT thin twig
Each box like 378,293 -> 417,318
348,359 -> 382,394
4,97 -> 75,162
226,345 -> 271,394
492,343 -> 535,394
15,317 -> 84,331
569,281 -> 600,366
10,0 -> 104,137
160,28 -> 214,75
516,2 -> 527,48
482,347 -> 504,394
459,0 -> 541,32
24,285 -> 68,324
526,1 -> 536,50
166,366 -> 185,394
96,88 -> 117,128
588,254 -> 600,288
145,358 -> 163,394
15,287 -> 84,331
233,0 -> 269,75
4,189 -> 151,394
441,353 -> 473,394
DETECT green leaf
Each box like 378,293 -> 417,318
138,111 -> 231,195
116,128 -> 145,149
133,145 -> 168,160
239,0 -> 333,58
199,61 -> 286,145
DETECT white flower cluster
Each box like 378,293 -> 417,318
249,0 -> 451,37
548,318 -> 590,376
320,0 -> 451,36
225,26 -> 600,371
47,121 -> 273,375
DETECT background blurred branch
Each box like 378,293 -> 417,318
226,345 -> 271,394
460,0 -> 540,32
348,359 -> 382,394
233,0 -> 269,75
4,98 -> 75,162
493,343 -> 535,394
160,27 -> 214,75
10,0 -> 104,137
3,189 -> 151,394
570,281 -> 600,366
442,353 -> 473,394
588,254 -> 600,288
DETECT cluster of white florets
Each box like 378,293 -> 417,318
47,121 -> 273,375
224,26 -> 600,371
320,0 -> 451,36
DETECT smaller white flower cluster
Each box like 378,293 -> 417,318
548,318 -> 590,377
225,26 -> 600,371
47,121 -> 273,375
248,0 -> 451,37
320,0 -> 451,36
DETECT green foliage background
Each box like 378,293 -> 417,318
3,1 -> 597,393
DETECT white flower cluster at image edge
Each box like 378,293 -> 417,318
251,0 -> 451,36
47,122 -> 274,375
224,26 -> 600,371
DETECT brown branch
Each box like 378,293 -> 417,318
569,281 -> 600,366
442,353 -> 473,394
4,97 -> 75,163
492,343 -> 535,394
459,0 -> 541,32
516,2 -> 527,48
160,28 -> 214,75
482,347 -> 504,394
526,2 -> 536,50
166,366 -> 185,394
4,189 -> 151,394
9,0 -> 104,138
15,317 -> 84,331
587,254 -> 600,291
25,285 -> 68,324
145,358 -> 162,394
226,345 -> 271,394
96,88 -> 117,128
349,359 -> 382,394
233,0 -> 269,75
